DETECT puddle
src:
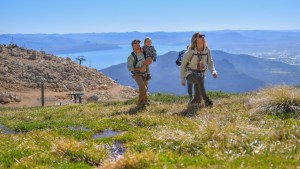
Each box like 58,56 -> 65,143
67,128 -> 126,159
67,126 -> 90,131
93,129 -> 126,160
93,129 -> 123,139
108,141 -> 126,159
0,125 -> 17,134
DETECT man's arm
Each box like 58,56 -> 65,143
127,55 -> 135,72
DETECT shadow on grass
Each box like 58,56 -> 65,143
111,106 -> 146,116
176,104 -> 202,117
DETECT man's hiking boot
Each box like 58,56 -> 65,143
136,104 -> 146,110
205,99 -> 213,107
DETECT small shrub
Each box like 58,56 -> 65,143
250,85 -> 300,118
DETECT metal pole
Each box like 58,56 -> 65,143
41,81 -> 44,106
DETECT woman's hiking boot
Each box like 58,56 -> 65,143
205,99 -> 213,107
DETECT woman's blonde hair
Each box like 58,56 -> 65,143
189,32 -> 208,50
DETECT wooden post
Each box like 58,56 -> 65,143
79,96 -> 82,104
41,81 -> 45,106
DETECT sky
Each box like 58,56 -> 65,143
0,0 -> 299,34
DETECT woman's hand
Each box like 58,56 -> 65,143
212,71 -> 218,79
181,80 -> 186,86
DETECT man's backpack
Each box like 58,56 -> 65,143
176,50 -> 187,66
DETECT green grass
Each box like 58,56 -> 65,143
0,86 -> 299,168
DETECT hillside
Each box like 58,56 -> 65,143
0,44 -> 136,106
101,51 -> 300,94
0,85 -> 299,168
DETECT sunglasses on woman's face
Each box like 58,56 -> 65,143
198,34 -> 205,38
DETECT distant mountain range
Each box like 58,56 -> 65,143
0,34 -> 120,54
1,30 -> 300,93
101,51 -> 300,94
1,30 -> 300,65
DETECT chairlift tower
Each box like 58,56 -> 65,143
76,56 -> 86,65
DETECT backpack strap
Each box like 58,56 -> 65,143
192,51 -> 208,71
131,51 -> 146,75
186,50 -> 195,67
131,52 -> 138,68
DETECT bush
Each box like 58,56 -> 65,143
250,85 -> 300,118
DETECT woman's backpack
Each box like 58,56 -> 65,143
176,50 -> 187,66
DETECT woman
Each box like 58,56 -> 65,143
180,32 -> 218,107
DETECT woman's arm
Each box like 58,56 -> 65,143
180,50 -> 192,85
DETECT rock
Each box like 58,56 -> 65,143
0,67 -> 8,73
12,95 -> 22,102
43,54 -> 52,60
66,83 -> 75,90
0,96 -> 11,103
77,83 -> 85,92
9,50 -> 19,57
87,95 -> 99,102
0,92 -> 16,103
29,54 -> 37,60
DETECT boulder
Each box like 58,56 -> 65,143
87,95 -> 99,102
43,54 -> 52,60
29,54 -> 37,60
0,96 -> 10,103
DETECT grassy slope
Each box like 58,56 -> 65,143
0,86 -> 299,169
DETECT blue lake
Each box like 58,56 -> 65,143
57,44 -> 186,70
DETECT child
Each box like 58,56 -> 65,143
142,37 -> 157,80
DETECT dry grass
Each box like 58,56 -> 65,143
249,85 -> 300,117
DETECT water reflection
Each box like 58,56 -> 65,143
0,125 -> 17,134
93,129 -> 123,139
67,126 -> 90,131
108,141 -> 126,159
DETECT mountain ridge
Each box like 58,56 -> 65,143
101,50 -> 300,94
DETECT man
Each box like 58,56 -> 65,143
127,39 -> 152,108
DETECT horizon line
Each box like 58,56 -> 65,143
1,29 -> 300,35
